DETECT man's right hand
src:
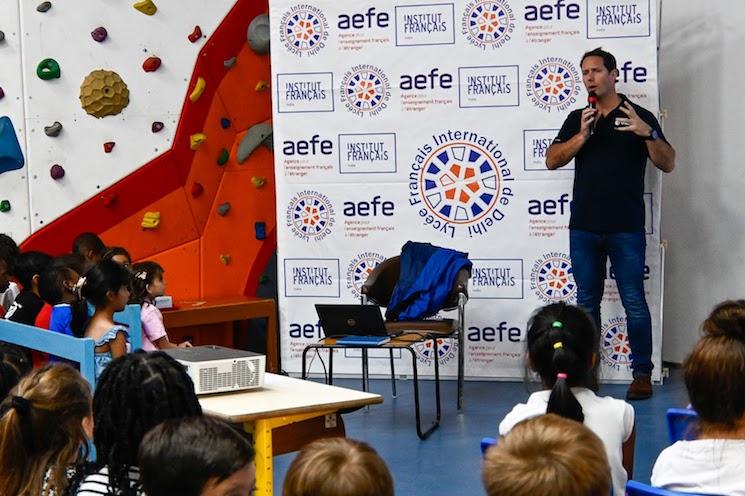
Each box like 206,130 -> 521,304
579,106 -> 597,140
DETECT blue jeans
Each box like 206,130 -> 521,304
570,229 -> 653,376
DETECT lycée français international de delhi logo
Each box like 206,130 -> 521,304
346,252 -> 386,299
530,253 -> 576,304
285,190 -> 335,242
601,317 -> 632,369
340,64 -> 391,117
279,4 -> 329,57
413,338 -> 458,367
461,1 -> 515,50
526,57 -> 581,112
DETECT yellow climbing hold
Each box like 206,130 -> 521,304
133,0 -> 157,15
251,176 -> 266,188
255,80 -> 270,92
219,254 -> 231,266
189,77 -> 206,102
190,133 -> 207,150
141,211 -> 161,229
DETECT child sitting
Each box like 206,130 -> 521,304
102,246 -> 132,268
0,233 -> 20,317
4,251 -> 52,325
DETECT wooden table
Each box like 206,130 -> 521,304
162,297 -> 278,372
200,373 -> 383,496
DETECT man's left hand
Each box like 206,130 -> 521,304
616,102 -> 653,137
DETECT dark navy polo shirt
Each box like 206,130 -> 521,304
553,94 -> 665,233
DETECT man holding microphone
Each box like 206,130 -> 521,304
546,48 -> 676,400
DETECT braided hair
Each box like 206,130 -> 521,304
526,302 -> 599,422
91,351 -> 202,495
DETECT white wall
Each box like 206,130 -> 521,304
659,0 -> 745,362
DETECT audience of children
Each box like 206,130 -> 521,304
0,364 -> 92,496
138,416 -> 256,496
130,261 -> 191,351
483,414 -> 612,496
282,437 -> 394,496
76,351 -> 202,496
650,299 -> 745,495
102,246 -> 132,268
498,302 -> 635,496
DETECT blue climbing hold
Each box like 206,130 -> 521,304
220,117 -> 231,129
0,116 -> 25,174
255,221 -> 266,240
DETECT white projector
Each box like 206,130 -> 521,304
164,346 -> 265,395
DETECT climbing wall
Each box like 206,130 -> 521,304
2,0 -> 275,301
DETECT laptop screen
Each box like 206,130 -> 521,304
314,304 -> 389,338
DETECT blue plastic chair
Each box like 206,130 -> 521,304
626,480 -> 719,496
666,407 -> 699,443
480,436 -> 497,456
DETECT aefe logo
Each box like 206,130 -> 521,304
282,135 -> 333,156
289,321 -> 324,339
468,322 -> 522,342
343,196 -> 395,216
338,6 -> 390,29
524,0 -> 580,21
527,193 -> 570,215
400,68 -> 453,90
616,61 -> 647,83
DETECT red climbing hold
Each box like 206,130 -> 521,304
190,182 -> 204,198
142,57 -> 161,72
151,121 -> 164,133
103,141 -> 115,153
101,193 -> 117,207
188,25 -> 202,42
50,164 -> 65,180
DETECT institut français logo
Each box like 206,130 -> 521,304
526,57 -> 581,112
601,317 -> 632,370
461,0 -> 516,50
285,190 -> 335,242
340,64 -> 391,117
408,131 -> 515,239
346,252 -> 386,299
280,4 -> 330,57
529,252 -> 576,303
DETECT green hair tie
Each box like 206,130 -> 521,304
552,321 -> 563,329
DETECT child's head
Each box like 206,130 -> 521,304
93,351 -> 201,490
139,416 -> 255,496
130,261 -> 165,304
71,232 -> 106,263
81,259 -> 132,311
526,302 -> 598,422
0,343 -> 32,399
39,264 -> 80,305
13,251 -> 53,292
0,233 -> 20,292
0,364 -> 92,496
102,246 -> 132,268
53,252 -> 90,276
685,299 -> 745,432
482,414 -> 611,496
282,437 -> 393,496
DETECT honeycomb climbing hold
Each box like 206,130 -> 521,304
91,27 -> 108,42
103,141 -> 115,153
247,14 -> 270,54
151,121 -> 164,133
189,133 -> 206,150
188,25 -> 202,43
141,211 -> 160,229
219,254 -> 231,266
216,202 -> 230,216
255,222 -> 266,240
217,148 -> 229,166
220,117 -> 231,129
44,121 -> 62,137
251,176 -> 266,189
223,57 -> 236,68
36,58 -> 61,80
36,1 -> 52,13
50,164 -> 65,180
255,80 -> 269,92
190,182 -> 203,198
0,200 -> 10,213
142,56 -> 161,72
79,70 -> 129,118
133,0 -> 157,16
189,77 -> 205,102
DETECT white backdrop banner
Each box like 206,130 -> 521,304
270,0 -> 662,382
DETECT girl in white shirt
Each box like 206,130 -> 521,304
651,299 -> 745,495
499,302 -> 635,496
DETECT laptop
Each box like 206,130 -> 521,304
314,304 -> 398,344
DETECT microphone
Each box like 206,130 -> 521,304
587,91 -> 598,135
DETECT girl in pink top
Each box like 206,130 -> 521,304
130,262 -> 191,351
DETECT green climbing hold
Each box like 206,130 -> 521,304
217,148 -> 229,166
37,58 -> 61,80
259,274 -> 270,284
0,200 -> 10,213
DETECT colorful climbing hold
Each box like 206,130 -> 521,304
189,77 -> 205,102
50,164 -> 65,180
133,0 -> 157,16
223,57 -> 236,69
91,27 -> 108,42
237,122 -> 273,164
255,222 -> 266,240
188,25 -> 202,43
259,274 -> 270,284
250,176 -> 266,189
216,202 -> 231,216
255,80 -> 269,92
217,148 -> 229,166
220,118 -> 231,129
79,70 -> 130,118
219,254 -> 231,266
103,141 -> 115,153
36,1 -> 52,13
44,121 -> 62,137
142,56 -> 161,72
0,200 -> 10,213
141,211 -> 160,229
190,182 -> 203,198
247,14 -> 270,54
0,117 -> 25,174
0,87 -> 4,100
36,58 -> 61,80
189,133 -> 206,150
151,121 -> 164,133
101,193 -> 117,207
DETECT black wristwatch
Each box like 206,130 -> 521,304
645,128 -> 660,141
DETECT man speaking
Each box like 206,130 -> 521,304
546,48 -> 676,400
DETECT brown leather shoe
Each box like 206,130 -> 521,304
626,375 -> 653,400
